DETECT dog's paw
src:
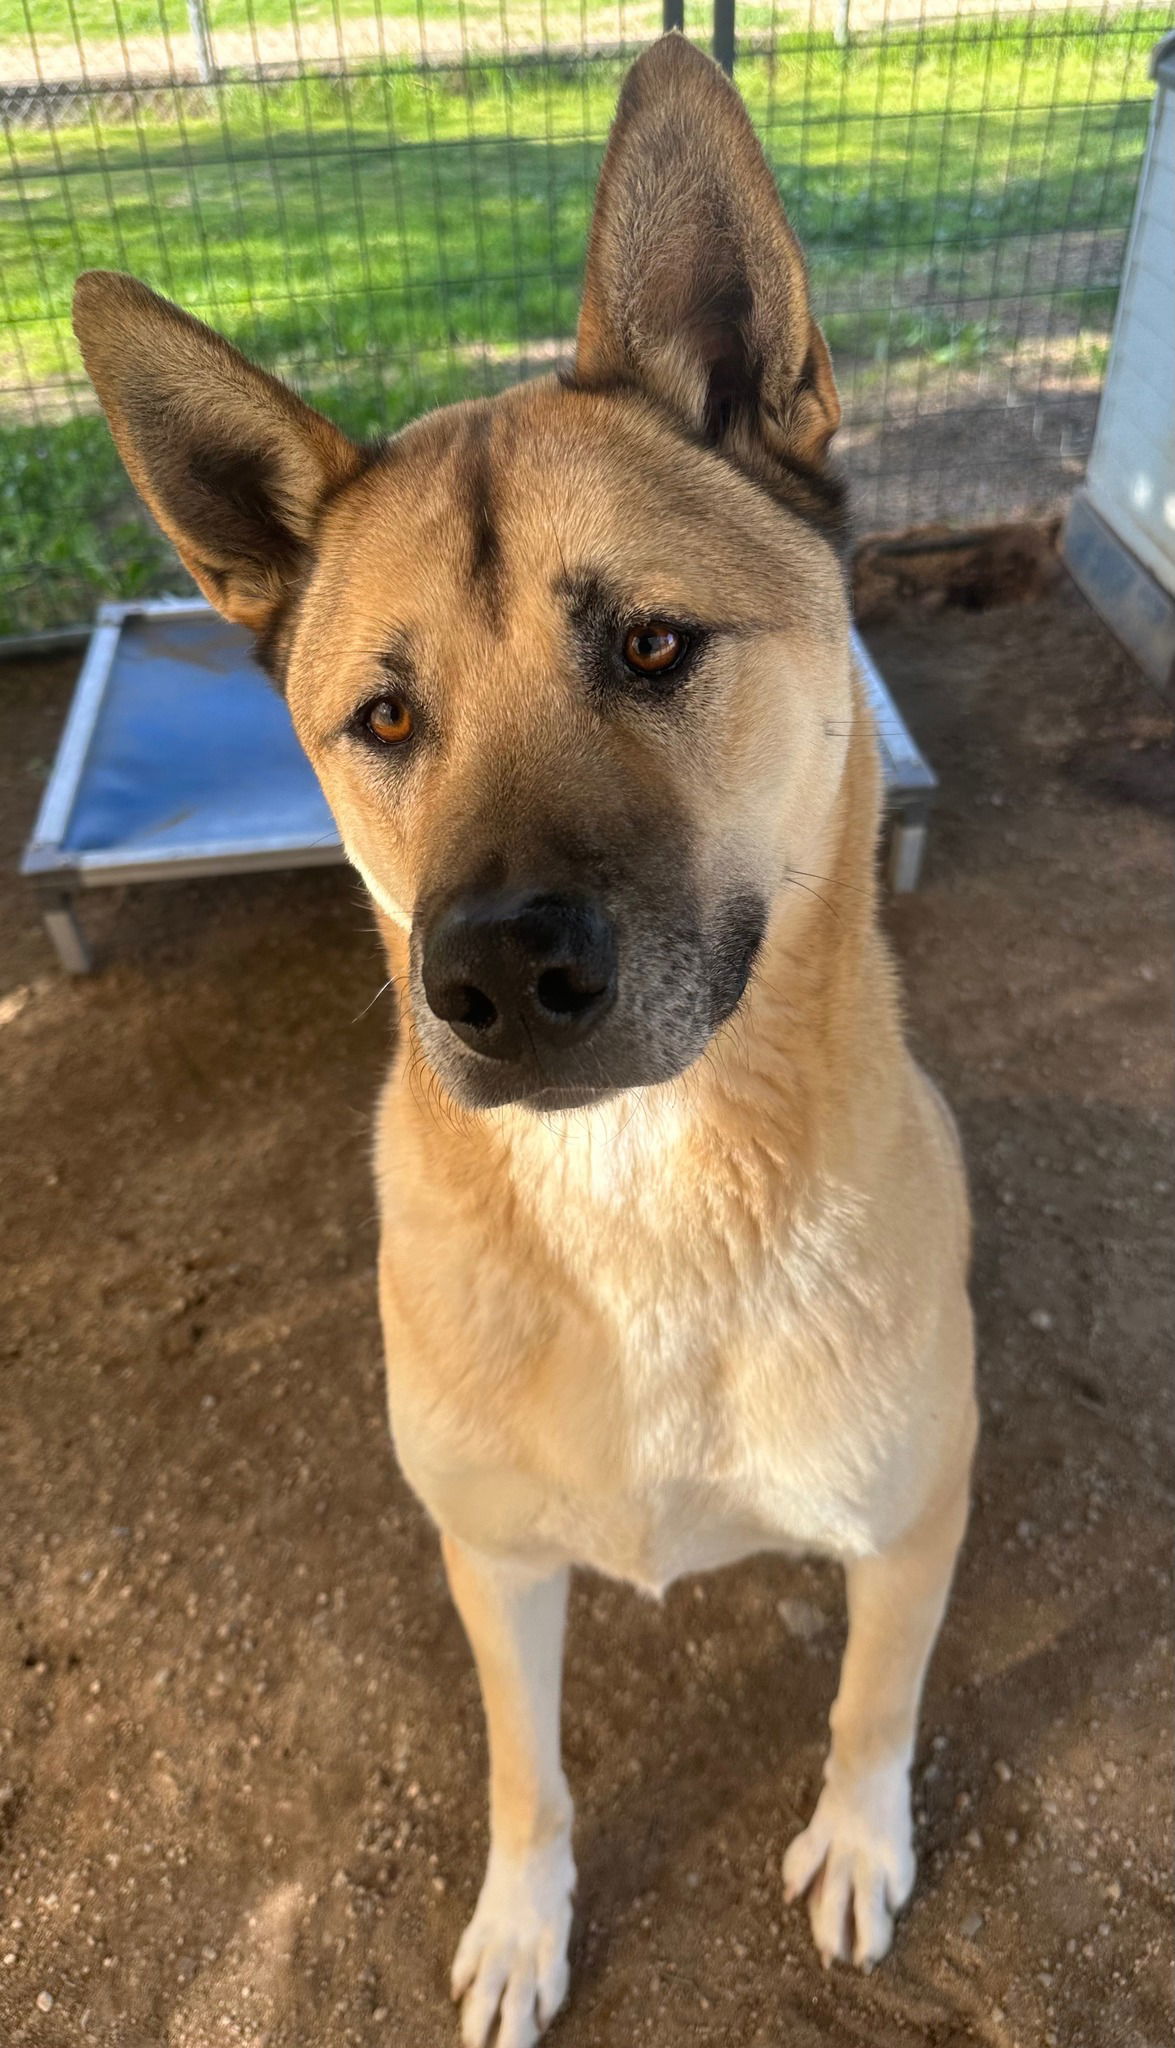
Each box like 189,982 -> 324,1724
782,1763 -> 915,1971
451,1837 -> 574,2048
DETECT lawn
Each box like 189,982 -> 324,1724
1,8 -> 1165,633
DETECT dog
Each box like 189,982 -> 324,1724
73,33 -> 976,2047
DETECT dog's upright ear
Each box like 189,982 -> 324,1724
72,271 -> 364,644
576,33 -> 841,509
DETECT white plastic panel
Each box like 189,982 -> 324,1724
1086,75 -> 1175,599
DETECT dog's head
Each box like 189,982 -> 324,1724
74,35 -> 855,1112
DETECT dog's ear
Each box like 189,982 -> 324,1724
576,34 -> 840,489
72,270 -> 364,636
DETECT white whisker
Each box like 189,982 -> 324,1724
353,978 -> 394,1025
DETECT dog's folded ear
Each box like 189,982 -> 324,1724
575,33 -> 840,507
72,271 -> 364,639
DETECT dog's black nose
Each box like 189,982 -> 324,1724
421,892 -> 617,1061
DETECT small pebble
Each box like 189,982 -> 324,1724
36,1990 -> 54,2013
994,1759 -> 1013,1783
1029,1308 -> 1054,1332
776,1597 -> 826,1642
960,1908 -> 984,1940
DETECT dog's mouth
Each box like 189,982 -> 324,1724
410,1016 -> 682,1116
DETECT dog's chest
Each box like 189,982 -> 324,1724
386,1098 -> 922,1587
519,1466 -> 819,1595
398,1197 -> 892,1592
413,1335 -> 878,1594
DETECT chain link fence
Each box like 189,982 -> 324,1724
1,1 -> 1165,635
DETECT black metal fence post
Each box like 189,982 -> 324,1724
713,0 -> 736,74
662,2 -> 685,33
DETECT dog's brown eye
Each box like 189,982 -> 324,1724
365,696 -> 414,745
623,624 -> 687,675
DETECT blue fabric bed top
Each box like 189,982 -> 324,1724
61,608 -> 339,866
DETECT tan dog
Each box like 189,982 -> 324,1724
73,34 -> 976,2047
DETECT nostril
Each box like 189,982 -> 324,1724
535,966 -> 607,1019
455,984 -> 497,1032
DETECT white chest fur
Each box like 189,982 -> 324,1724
387,1092 -> 937,1590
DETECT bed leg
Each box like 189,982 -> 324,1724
43,895 -> 93,974
887,808 -> 929,895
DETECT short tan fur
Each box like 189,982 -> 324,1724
74,35 -> 975,2047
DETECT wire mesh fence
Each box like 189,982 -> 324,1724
0,1 -> 1165,635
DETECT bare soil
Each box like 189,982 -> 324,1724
1,579 -> 1172,2048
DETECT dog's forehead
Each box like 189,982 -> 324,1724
320,381 -> 838,636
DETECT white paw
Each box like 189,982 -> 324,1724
783,1762 -> 916,1971
451,1837 -> 574,2048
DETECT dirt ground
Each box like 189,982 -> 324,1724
1,581 -> 1172,2048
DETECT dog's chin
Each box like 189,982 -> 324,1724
514,1082 -> 620,1115
414,1026 -> 700,1117
432,1058 -> 657,1118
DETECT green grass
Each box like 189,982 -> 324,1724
2,0 -> 674,43
4,1 -> 484,41
1,9 -> 1165,632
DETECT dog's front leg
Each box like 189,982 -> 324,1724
783,1470 -> 970,1969
442,1532 -> 574,2048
